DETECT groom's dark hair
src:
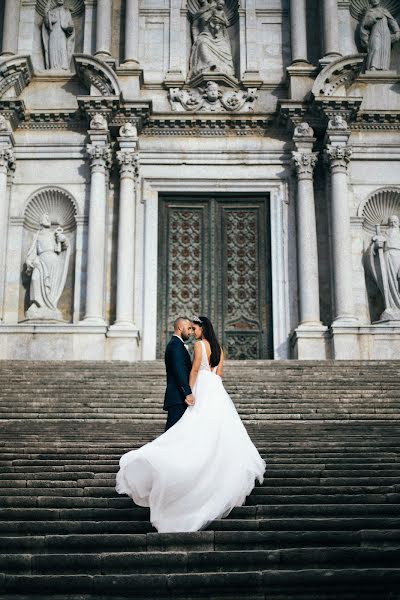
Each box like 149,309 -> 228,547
174,316 -> 190,331
199,316 -> 221,368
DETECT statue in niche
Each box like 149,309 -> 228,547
359,0 -> 400,71
42,0 -> 75,70
24,212 -> 70,321
187,0 -> 238,80
367,215 -> 400,320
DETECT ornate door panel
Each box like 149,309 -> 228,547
157,196 -> 272,359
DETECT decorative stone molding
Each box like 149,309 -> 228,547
74,55 -> 121,97
292,152 -> 319,179
143,116 -> 272,136
312,55 -> 365,98
359,188 -> 400,234
23,187 -> 78,233
35,0 -> 84,17
169,79 -> 257,113
90,113 -> 108,130
0,55 -> 34,99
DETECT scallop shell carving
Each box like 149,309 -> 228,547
350,0 -> 400,20
24,188 -> 77,233
35,0 -> 84,18
361,188 -> 400,233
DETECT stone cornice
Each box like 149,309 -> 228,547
142,115 -> 273,136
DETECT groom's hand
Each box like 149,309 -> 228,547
185,394 -> 195,406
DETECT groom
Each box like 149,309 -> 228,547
163,316 -> 195,431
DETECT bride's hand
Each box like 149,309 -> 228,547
185,394 -> 195,406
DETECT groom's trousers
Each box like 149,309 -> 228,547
165,404 -> 187,431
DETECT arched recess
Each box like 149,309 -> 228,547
19,187 -> 78,323
358,187 -> 400,234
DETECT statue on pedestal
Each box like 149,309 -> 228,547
367,215 -> 400,320
24,213 -> 70,321
359,0 -> 400,71
42,0 -> 75,71
188,0 -> 237,80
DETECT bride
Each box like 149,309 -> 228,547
115,316 -> 266,533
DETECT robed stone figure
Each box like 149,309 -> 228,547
42,0 -> 75,71
360,0 -> 400,71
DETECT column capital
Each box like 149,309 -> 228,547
292,151 -> 319,179
86,143 -> 112,172
117,150 -> 139,179
0,146 -> 16,174
324,144 -> 352,173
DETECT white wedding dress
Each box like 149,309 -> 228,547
115,341 -> 266,533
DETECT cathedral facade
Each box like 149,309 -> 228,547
0,0 -> 400,362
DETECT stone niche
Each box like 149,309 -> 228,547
19,187 -> 77,324
32,0 -> 85,72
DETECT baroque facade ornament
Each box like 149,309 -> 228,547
119,122 -> 138,138
328,115 -> 348,131
169,81 -> 257,113
360,187 -> 400,233
41,0 -> 75,71
89,113 -> 108,130
23,186 -> 77,233
294,122 -> 314,138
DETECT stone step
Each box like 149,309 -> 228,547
1,568 -> 400,596
2,529 -> 400,554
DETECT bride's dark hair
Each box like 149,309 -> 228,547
197,316 -> 221,367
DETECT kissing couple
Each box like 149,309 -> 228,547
116,315 -> 265,533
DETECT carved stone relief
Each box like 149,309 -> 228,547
169,80 -> 257,113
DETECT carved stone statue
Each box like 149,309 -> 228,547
188,0 -> 235,80
42,0 -> 75,71
24,213 -> 70,321
367,215 -> 400,320
360,0 -> 400,71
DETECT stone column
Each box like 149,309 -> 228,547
0,119 -> 15,321
292,123 -> 321,325
83,115 -> 111,324
95,0 -> 113,59
164,0 -> 185,84
112,123 -> 139,329
321,0 -> 341,63
324,117 -> 356,323
124,0 -> 139,65
1,0 -> 20,56
290,0 -> 308,64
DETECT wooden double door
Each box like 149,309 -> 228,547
157,195 -> 273,359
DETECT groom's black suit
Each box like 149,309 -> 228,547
164,335 -> 192,431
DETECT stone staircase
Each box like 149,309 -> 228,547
0,360 -> 400,599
